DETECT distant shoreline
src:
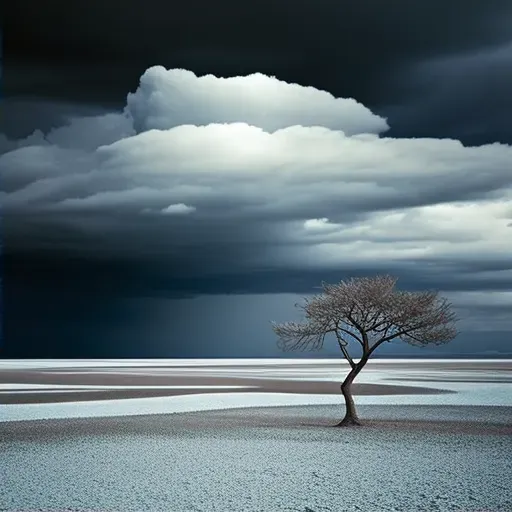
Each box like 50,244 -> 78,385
2,357 -> 512,365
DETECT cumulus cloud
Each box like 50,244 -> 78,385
4,124 -> 511,232
2,66 -> 512,321
126,66 -> 389,135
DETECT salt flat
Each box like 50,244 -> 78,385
1,359 -> 511,511
1,358 -> 511,420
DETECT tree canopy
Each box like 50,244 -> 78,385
272,275 -> 458,369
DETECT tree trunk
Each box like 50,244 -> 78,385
335,357 -> 368,427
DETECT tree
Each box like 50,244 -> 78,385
271,275 -> 458,427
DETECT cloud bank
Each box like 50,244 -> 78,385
127,67 -> 390,135
2,66 -> 512,337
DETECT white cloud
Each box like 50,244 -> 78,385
304,218 -> 331,230
126,66 -> 389,135
280,198 -> 512,271
4,124 -> 511,226
161,203 -> 196,215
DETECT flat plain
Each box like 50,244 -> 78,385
1,359 -> 511,511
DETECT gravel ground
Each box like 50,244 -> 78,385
2,404 -> 511,512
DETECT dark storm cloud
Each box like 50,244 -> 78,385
0,98 -> 111,140
6,0 -> 512,97
4,0 -> 512,145
381,41 -> 512,145
2,2 -> 512,357
2,68 -> 511,301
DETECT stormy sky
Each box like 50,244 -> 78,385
1,0 -> 512,358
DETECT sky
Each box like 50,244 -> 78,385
1,0 -> 512,358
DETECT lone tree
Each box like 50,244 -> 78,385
271,275 -> 458,427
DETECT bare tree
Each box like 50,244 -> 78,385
271,275 -> 458,427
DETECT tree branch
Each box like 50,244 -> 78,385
337,326 -> 363,346
334,325 -> 356,368
377,323 -> 427,345
368,337 -> 387,357
361,331 -> 369,353
346,314 -> 365,347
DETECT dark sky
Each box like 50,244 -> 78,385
1,0 -> 512,358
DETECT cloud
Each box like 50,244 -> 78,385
303,218 -> 332,231
4,124 -> 511,237
0,112 -> 134,156
161,203 -> 196,215
2,67 -> 512,326
9,0 -> 512,117
126,66 -> 389,135
0,98 -> 113,141
381,41 -> 512,145
441,291 -> 512,332
0,130 -> 47,155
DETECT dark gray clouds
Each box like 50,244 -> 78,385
383,41 -> 512,144
2,1 -> 512,357
4,0 -> 512,143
